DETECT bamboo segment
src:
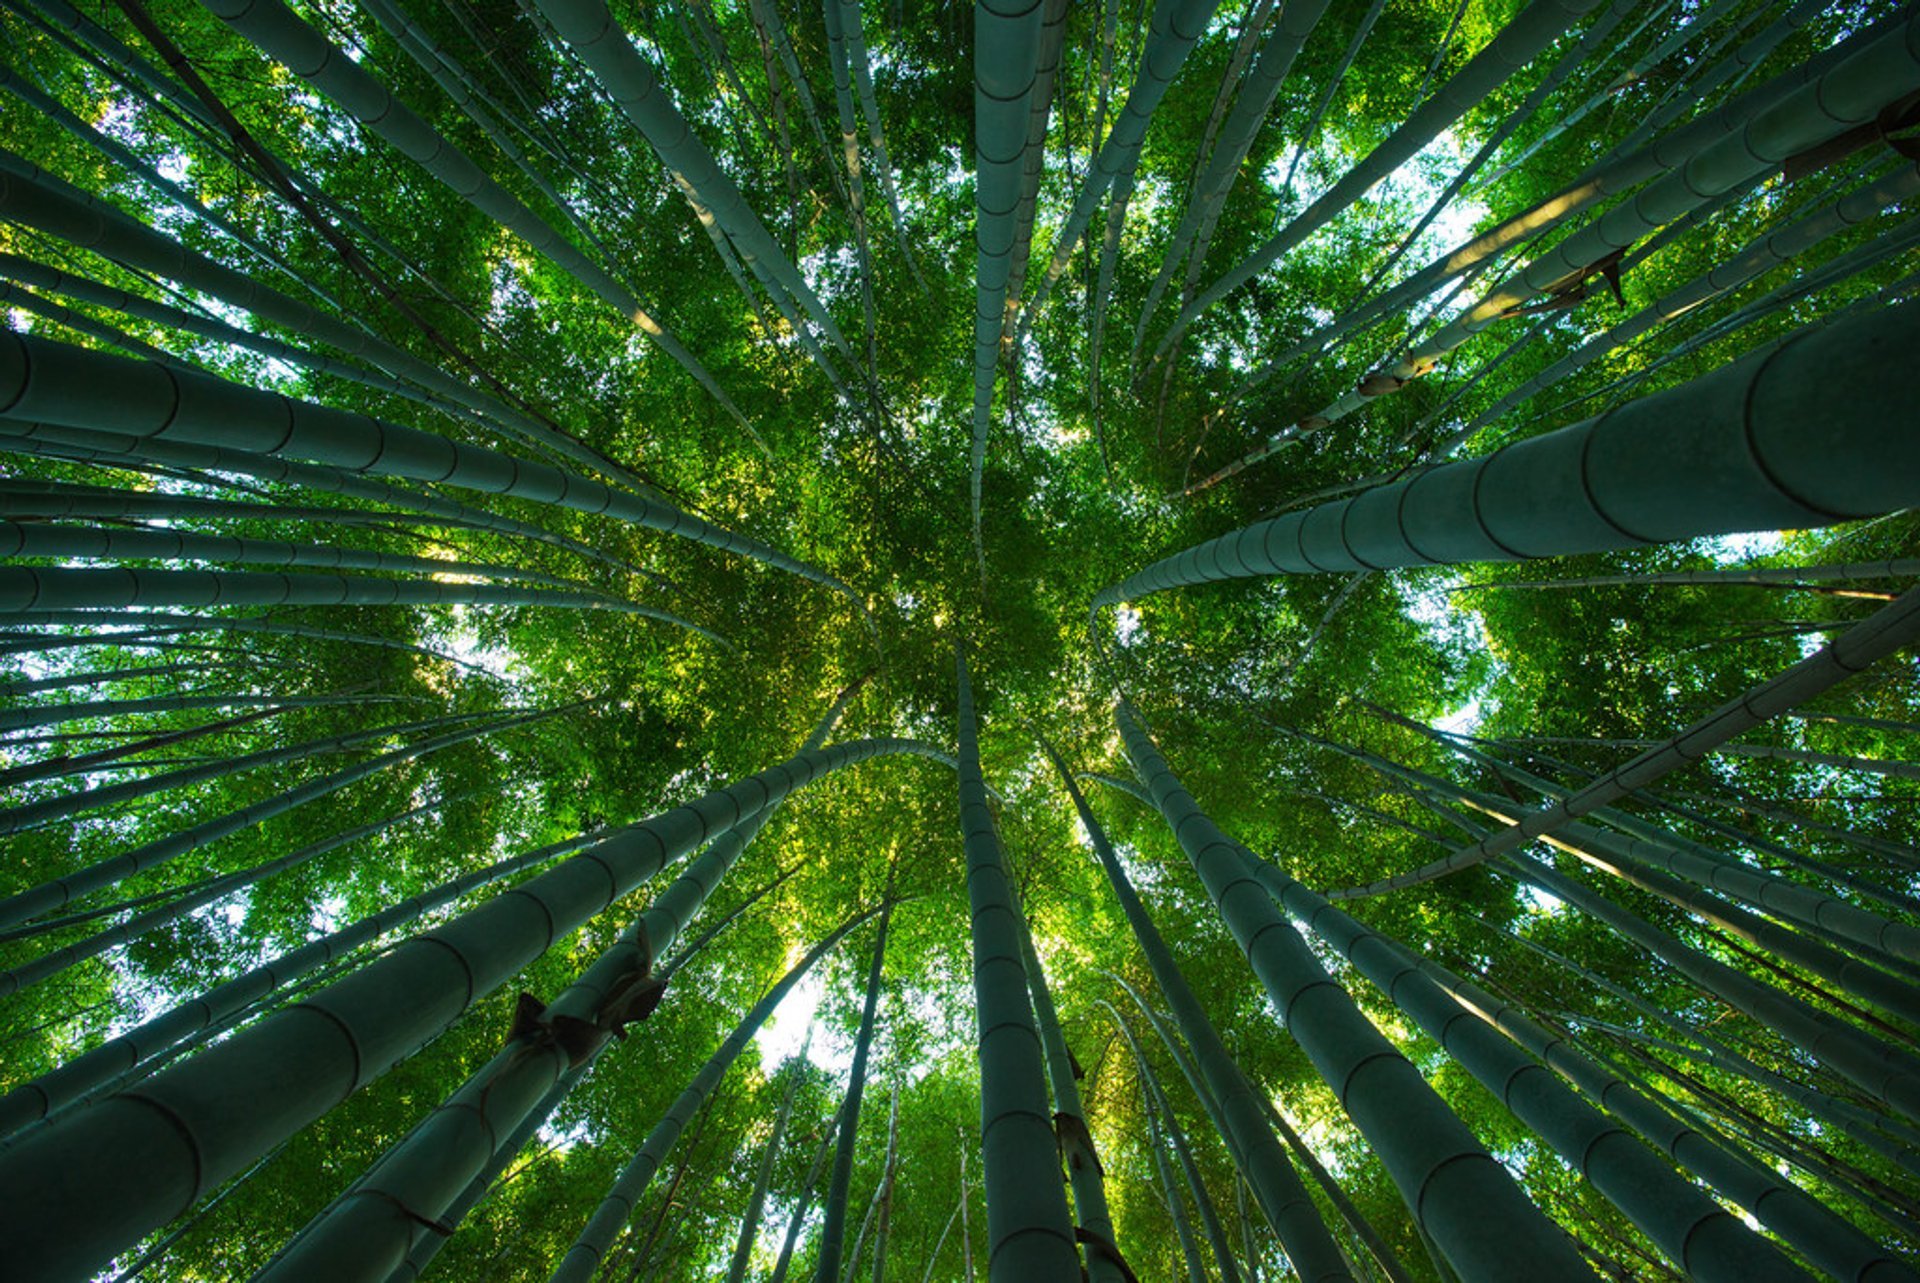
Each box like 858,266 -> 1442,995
193,0 -> 752,429
1159,0 -> 1610,361
1252,855 -> 1813,1281
1043,740 -> 1350,1281
969,0 -> 1046,574
0,330 -> 860,607
0,736 -> 928,1278
955,653 -> 1080,1278
1115,702 -> 1594,1280
1098,298 -> 1920,604
546,910 -> 880,1283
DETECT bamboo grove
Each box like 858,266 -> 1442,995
0,0 -> 1916,1276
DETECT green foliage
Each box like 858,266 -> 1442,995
0,0 -> 1917,1277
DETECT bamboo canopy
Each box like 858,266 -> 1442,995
0,1 -> 1917,1280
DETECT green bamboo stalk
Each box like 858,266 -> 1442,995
1011,886 -> 1125,1283
1099,299 -> 1920,607
1510,851 -> 1920,1125
1452,924 -> 1920,1279
0,704 -> 493,844
1042,740 -> 1350,1280
999,0 -> 1068,343
1229,3 -> 1897,403
1323,723 -> 1920,1025
0,792 -> 452,997
1481,915 -> 1920,1178
549,907 -> 882,1283
1130,0 -> 1333,356
1157,0 -> 1610,361
1443,167 -> 1920,452
1247,853 -> 1814,1281
815,903 -> 892,1283
1132,1025 -> 1208,1283
836,0 -> 922,287
0,610 -> 481,675
1015,0 -> 1227,348
726,1033 -> 813,1283
0,734 -> 931,1276
256,684 -> 875,1278
968,0 -> 1046,575
0,703 -> 290,789
0,824 -> 603,1143
0,419 -> 665,588
0,564 -> 721,647
0,705 -> 551,930
1102,998 -> 1238,1283
1340,584 -> 1920,906
191,0 -> 754,430
954,653 -> 1080,1278
1310,15 -> 1920,434
869,1076 -> 900,1283
526,0 -> 848,356
392,866 -> 803,1283
0,330 -> 860,609
0,687 -> 392,736
1456,560 -> 1920,594
0,148 -> 659,487
0,517 -> 592,592
1380,719 -> 1920,918
821,0 -> 880,373
1115,701 -> 1594,1280
770,1114 -> 839,1283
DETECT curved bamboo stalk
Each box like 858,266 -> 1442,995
1293,16 -> 1920,439
0,565 -> 721,648
1480,915 -> 1920,1183
1437,166 -> 1920,460
257,685 -> 871,1278
1306,585 -> 1920,902
1249,853 -> 1814,1281
814,881 -> 889,1283
1125,1013 -> 1208,1283
1129,0 -> 1332,358
1096,298 -> 1920,606
0,734 -> 935,1277
725,1033 -> 812,1283
0,706 -> 495,839
526,0 -> 848,356
0,825 -> 602,1143
0,419 -> 666,589
1158,0 -> 1610,362
1511,851 -> 1920,1125
391,866 -> 802,1283
0,148 -> 659,488
193,0 -> 755,430
548,907 -> 882,1283
1437,925 -> 1918,1283
1015,0 -> 1227,349
0,518 -> 590,592
1115,700 -> 1594,1280
0,705 -> 553,931
0,330 -> 861,610
836,0 -> 922,287
1011,886 -> 1125,1283
1103,1000 -> 1243,1283
1043,739 -> 1350,1281
0,687 -> 392,736
1000,0 -> 1069,344
954,653 -> 1080,1277
0,793 -> 452,998
1227,4 -> 1897,404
